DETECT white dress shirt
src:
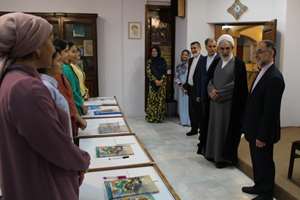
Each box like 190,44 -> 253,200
251,62 -> 273,92
206,53 -> 217,71
221,54 -> 234,69
188,54 -> 200,86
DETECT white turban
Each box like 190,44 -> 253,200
217,34 -> 235,47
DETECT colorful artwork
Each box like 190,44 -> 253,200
116,194 -> 155,200
98,122 -> 128,134
89,106 -> 121,116
85,97 -> 117,106
105,176 -> 159,199
88,105 -> 101,110
96,145 -> 134,158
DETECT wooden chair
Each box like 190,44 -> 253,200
288,140 -> 300,179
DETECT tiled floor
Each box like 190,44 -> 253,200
127,117 -> 257,200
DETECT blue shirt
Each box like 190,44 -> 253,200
40,74 -> 73,138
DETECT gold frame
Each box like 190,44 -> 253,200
128,21 -> 142,39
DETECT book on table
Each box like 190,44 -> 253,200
96,144 -> 134,158
93,106 -> 122,116
87,105 -> 101,110
85,97 -> 117,106
104,175 -> 159,200
115,194 -> 155,200
98,122 -> 128,134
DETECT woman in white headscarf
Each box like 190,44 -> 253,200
0,12 -> 90,200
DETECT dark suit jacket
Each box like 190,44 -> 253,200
243,64 -> 285,144
195,54 -> 220,99
183,55 -> 203,96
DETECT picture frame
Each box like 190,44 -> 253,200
128,22 -> 142,39
83,40 -> 93,57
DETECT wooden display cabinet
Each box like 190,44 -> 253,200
0,11 -> 99,97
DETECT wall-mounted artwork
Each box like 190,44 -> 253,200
227,0 -> 248,20
83,40 -> 93,57
128,22 -> 142,39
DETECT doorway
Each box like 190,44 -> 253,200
145,5 -> 175,111
214,20 -> 277,90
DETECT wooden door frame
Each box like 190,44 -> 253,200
144,5 -> 176,109
212,19 -> 277,42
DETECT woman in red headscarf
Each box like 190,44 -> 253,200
0,13 -> 90,200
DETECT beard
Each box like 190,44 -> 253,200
220,54 -> 231,61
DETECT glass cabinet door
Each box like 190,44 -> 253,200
62,17 -> 98,97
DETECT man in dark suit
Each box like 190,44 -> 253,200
183,41 -> 202,136
195,38 -> 220,154
242,40 -> 285,200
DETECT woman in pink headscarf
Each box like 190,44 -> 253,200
0,13 -> 90,200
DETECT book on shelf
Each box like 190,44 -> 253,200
96,144 -> 134,158
104,175 -> 159,200
98,122 -> 128,134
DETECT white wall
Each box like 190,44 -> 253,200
186,0 -> 214,54
1,0 -> 146,117
281,0 -> 300,126
122,0 -> 145,117
175,16 -> 187,65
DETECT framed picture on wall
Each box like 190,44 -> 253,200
128,22 -> 142,39
83,40 -> 94,57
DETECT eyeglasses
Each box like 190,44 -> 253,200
256,48 -> 269,54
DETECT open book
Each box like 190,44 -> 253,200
93,106 -> 122,116
115,194 -> 155,200
85,97 -> 117,106
96,144 -> 134,158
98,122 -> 128,134
104,175 -> 159,200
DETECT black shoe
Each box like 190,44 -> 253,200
196,148 -> 203,155
186,131 -> 197,136
242,186 -> 260,195
252,195 -> 273,200
215,162 -> 227,168
205,157 -> 214,162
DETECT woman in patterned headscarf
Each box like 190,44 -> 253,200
145,46 -> 167,123
0,12 -> 90,200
